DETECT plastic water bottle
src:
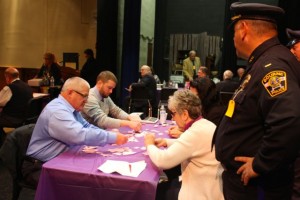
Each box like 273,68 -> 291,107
159,105 -> 167,125
50,76 -> 55,87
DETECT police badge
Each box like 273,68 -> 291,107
262,70 -> 287,97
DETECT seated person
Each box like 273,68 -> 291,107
236,67 -> 245,81
81,71 -> 142,132
216,70 -> 239,93
169,77 -> 225,138
197,66 -> 209,78
23,77 -> 128,188
150,66 -> 161,84
144,90 -> 223,200
80,48 -> 100,87
36,52 -> 62,85
129,65 -> 157,117
0,67 -> 33,146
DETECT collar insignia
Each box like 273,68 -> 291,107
231,15 -> 242,21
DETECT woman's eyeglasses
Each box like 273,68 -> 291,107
170,111 -> 177,117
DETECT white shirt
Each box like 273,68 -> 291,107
0,78 -> 21,107
147,118 -> 224,200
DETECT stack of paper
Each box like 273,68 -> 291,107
98,160 -> 147,177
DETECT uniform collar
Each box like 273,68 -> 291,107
247,37 -> 280,67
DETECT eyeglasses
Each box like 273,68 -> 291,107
170,111 -> 177,117
73,90 -> 89,99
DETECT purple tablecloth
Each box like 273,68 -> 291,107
35,122 -> 173,200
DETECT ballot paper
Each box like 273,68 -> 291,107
98,160 -> 147,177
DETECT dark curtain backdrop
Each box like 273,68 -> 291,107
278,0 -> 300,45
221,0 -> 238,77
120,0 -> 142,105
96,0 -> 118,101
153,0 -> 169,82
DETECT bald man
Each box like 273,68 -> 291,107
130,65 -> 157,117
0,67 -> 33,145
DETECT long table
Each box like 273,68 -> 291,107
34,122 -> 173,200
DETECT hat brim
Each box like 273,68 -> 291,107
287,39 -> 300,48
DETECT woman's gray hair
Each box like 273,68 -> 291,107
168,90 -> 202,119
61,77 -> 90,92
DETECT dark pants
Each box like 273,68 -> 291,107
156,178 -> 181,200
22,158 -> 44,189
292,153 -> 300,200
222,170 -> 292,200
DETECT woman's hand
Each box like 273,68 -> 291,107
168,126 -> 183,138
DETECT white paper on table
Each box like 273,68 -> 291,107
98,160 -> 147,177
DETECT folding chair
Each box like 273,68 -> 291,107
0,124 -> 36,200
158,88 -> 177,119
128,86 -> 153,118
24,98 -> 44,125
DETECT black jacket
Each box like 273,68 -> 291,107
214,37 -> 300,180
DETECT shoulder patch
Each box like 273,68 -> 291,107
262,70 -> 287,97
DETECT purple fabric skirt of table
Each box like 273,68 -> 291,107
34,122 -> 174,200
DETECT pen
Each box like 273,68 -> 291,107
129,164 -> 132,173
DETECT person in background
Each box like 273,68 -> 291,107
36,52 -> 62,85
286,28 -> 300,200
286,28 -> 300,62
80,48 -> 99,87
144,90 -> 223,200
81,71 -> 142,132
129,65 -> 157,117
23,77 -> 128,188
168,77 -> 225,138
216,70 -> 239,93
183,50 -> 201,81
213,2 -> 300,199
237,67 -> 245,81
0,67 -> 33,146
197,66 -> 209,78
150,66 -> 161,84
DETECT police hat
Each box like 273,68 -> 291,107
230,2 -> 284,26
286,28 -> 300,48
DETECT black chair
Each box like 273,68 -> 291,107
48,86 -> 61,100
24,98 -> 44,125
128,86 -> 153,118
0,124 -> 36,200
219,91 -> 235,106
158,88 -> 177,120
62,52 -> 79,70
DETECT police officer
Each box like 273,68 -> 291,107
287,28 -> 300,200
213,2 -> 300,200
287,28 -> 300,62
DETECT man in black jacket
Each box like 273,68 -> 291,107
0,67 -> 33,146
130,65 -> 157,117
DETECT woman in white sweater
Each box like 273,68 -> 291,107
144,90 -> 224,200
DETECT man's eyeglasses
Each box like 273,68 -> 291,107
73,90 -> 89,99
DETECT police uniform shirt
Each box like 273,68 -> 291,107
214,37 -> 300,176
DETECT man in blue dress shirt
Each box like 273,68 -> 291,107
23,77 -> 128,188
